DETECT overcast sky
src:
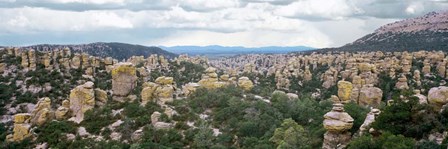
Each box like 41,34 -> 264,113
0,0 -> 446,48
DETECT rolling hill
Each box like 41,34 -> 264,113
322,11 -> 448,52
23,42 -> 177,60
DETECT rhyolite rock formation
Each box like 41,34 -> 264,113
69,82 -> 95,123
323,103 -> 354,149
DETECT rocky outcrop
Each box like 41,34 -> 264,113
238,77 -> 254,91
395,75 -> 409,90
30,97 -> 53,126
112,63 -> 137,101
151,111 -> 173,130
358,85 -> 383,107
323,104 -> 354,149
69,82 -> 95,123
7,113 -> 32,142
358,109 -> 380,136
428,86 -> 448,111
55,100 -> 70,120
141,77 -> 176,105
154,77 -> 175,104
337,81 -> 353,103
198,67 -> 225,89
182,83 -> 200,97
0,63 -> 6,73
94,88 -> 108,107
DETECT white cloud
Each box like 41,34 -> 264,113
274,0 -> 361,20
47,0 -> 126,4
0,7 -> 133,33
0,0 -> 445,47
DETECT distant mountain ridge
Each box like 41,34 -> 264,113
322,11 -> 448,52
21,42 -> 177,60
162,45 -> 314,58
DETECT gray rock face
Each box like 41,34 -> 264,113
69,82 -> 95,123
111,63 -> 137,98
428,86 -> 448,111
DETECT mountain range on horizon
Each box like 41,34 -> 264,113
322,10 -> 448,52
1,10 -> 447,59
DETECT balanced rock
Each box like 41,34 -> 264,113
323,104 -> 354,132
323,104 -> 354,149
69,81 -> 95,123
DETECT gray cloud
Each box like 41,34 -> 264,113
0,0 -> 446,48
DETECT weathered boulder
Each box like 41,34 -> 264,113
9,113 -> 32,142
358,109 -> 380,136
112,63 -> 137,98
395,75 -> 409,90
141,82 -> 158,105
182,83 -> 200,97
0,63 -> 6,73
337,81 -> 353,103
154,84 -> 175,104
55,100 -> 70,120
238,77 -> 254,91
71,53 -> 81,69
198,67 -> 222,89
28,49 -> 37,70
428,86 -> 448,111
30,97 -> 53,126
69,82 -> 95,123
94,88 -> 108,106
358,85 -> 383,107
151,111 -> 173,130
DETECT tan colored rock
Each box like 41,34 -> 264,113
322,104 -> 354,149
69,81 -> 95,123
395,75 -> 409,90
95,88 -> 108,106
337,81 -> 353,103
428,86 -> 448,111
21,52 -> 29,68
154,85 -> 175,104
358,85 -> 383,107
55,100 -> 70,120
303,66 -> 312,81
28,49 -> 36,70
112,63 -> 137,98
0,63 -> 6,73
358,109 -> 380,136
323,104 -> 354,132
12,123 -> 31,142
71,54 -> 81,69
182,83 -> 200,97
141,82 -> 158,105
10,113 -> 32,142
14,113 -> 31,124
238,77 -> 254,91
42,52 -> 52,70
30,97 -> 53,126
